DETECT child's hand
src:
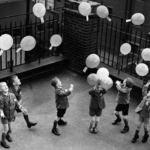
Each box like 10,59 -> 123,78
69,84 -> 74,91
146,100 -> 150,106
116,81 -> 121,85
0,113 -> 5,118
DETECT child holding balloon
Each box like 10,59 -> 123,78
51,77 -> 74,136
112,78 -> 134,133
89,79 -> 107,133
131,81 -> 150,143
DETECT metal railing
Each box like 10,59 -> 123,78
97,14 -> 150,79
0,7 -> 64,72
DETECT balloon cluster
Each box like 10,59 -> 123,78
85,53 -> 113,90
78,2 -> 111,21
0,3 -> 62,56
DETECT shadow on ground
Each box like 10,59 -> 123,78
0,69 -> 149,150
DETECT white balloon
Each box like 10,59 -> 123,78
101,77 -> 113,90
120,43 -> 131,55
21,36 -> 36,51
96,5 -> 109,18
0,34 -> 13,50
33,3 -> 46,18
78,2 -> 91,20
87,73 -> 99,85
131,13 -> 145,25
86,54 -> 100,68
135,63 -> 149,76
97,67 -> 109,79
141,48 -> 150,61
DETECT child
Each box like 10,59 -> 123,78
131,81 -> 150,143
112,77 -> 134,133
51,77 -> 73,136
0,82 -> 26,148
89,80 -> 107,133
7,75 -> 37,128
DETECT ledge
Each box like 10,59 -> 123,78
0,56 -> 68,81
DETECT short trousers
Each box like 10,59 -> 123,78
1,118 -> 14,124
138,115 -> 149,124
115,104 -> 129,116
89,107 -> 102,117
57,108 -> 67,118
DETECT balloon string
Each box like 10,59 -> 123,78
40,17 -> 44,24
86,16 -> 89,21
49,45 -> 53,50
126,19 -> 131,23
16,47 -> 22,53
106,16 -> 112,22
0,49 -> 3,56
83,67 -> 88,73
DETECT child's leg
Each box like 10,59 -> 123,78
132,117 -> 143,143
22,108 -> 37,128
58,109 -> 67,125
1,121 -> 10,148
52,109 -> 61,136
89,116 -> 96,133
112,111 -> 121,125
93,116 -> 100,133
142,119 -> 149,143
120,104 -> 129,133
120,115 -> 129,133
6,122 -> 13,142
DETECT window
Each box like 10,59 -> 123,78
107,6 -> 113,18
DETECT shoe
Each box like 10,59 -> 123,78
27,122 -> 37,128
120,126 -> 129,133
131,135 -> 139,143
142,134 -> 149,143
6,134 -> 13,142
112,118 -> 121,125
1,141 -> 10,148
58,119 -> 67,126
52,128 -> 60,136
89,127 -> 94,133
93,127 -> 98,134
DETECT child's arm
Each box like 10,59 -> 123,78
142,81 -> 150,96
0,99 -> 5,118
14,99 -> 27,114
101,88 -> 107,94
116,83 -> 131,93
89,86 -> 95,95
56,84 -> 74,97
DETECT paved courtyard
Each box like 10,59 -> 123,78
0,69 -> 149,150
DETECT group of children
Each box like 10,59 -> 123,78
0,74 -> 150,149
51,76 -> 150,145
0,75 -> 37,148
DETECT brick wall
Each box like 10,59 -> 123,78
62,4 -> 99,74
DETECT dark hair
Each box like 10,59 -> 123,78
7,75 -> 18,88
126,78 -> 134,88
51,77 -> 59,88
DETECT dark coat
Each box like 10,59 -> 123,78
9,86 -> 22,102
89,87 -> 107,110
55,87 -> 71,109
0,93 -> 20,120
